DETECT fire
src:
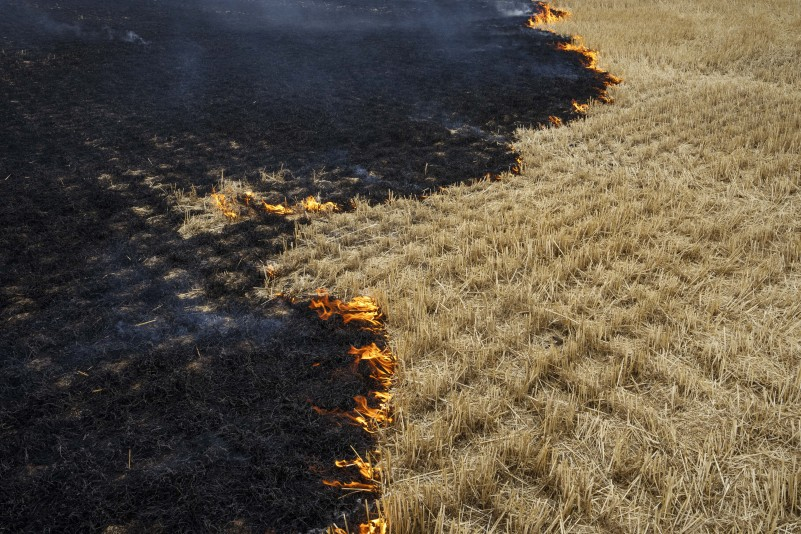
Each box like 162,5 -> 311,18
572,100 -> 590,114
312,392 -> 392,433
311,292 -> 393,533
525,1 -> 570,27
310,289 -> 383,327
302,195 -> 338,213
210,192 -> 238,220
335,453 -> 379,481
523,3 -> 622,110
510,156 -> 524,175
548,115 -> 563,126
557,37 -> 622,86
329,519 -> 387,534
557,38 -> 599,69
262,200 -> 295,216
349,344 -> 396,389
206,188 -> 341,221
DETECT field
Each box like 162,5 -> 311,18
0,0 -> 611,532
275,0 -> 801,532
1,0 -> 799,532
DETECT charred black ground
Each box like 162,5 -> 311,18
0,0 -> 614,532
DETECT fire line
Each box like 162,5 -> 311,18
307,289 -> 395,533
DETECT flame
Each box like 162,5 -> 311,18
571,100 -> 590,114
548,115 -> 563,126
210,192 -> 238,220
510,156 -> 524,175
349,344 -> 396,388
264,263 -> 279,279
335,455 -> 378,481
310,289 -> 382,327
328,518 -> 387,534
313,392 -> 392,433
302,195 -> 338,213
525,1 -> 570,27
557,37 -> 623,87
311,292 -> 393,533
262,200 -> 295,216
323,452 -> 381,492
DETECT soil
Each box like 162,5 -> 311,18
0,0 -> 615,532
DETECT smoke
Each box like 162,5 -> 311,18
1,0 -> 609,200
0,0 -> 149,47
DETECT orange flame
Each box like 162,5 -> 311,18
525,1 -> 571,27
328,518 -> 387,534
557,37 -> 623,88
548,115 -> 563,126
313,392 -> 392,433
571,100 -> 590,114
557,38 -> 600,70
323,452 -> 381,493
312,292 -> 392,534
310,289 -> 383,327
510,156 -> 524,175
302,195 -> 338,213
262,200 -> 295,216
349,344 -> 396,388
335,455 -> 378,481
210,192 -> 238,220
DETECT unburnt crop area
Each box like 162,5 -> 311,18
0,0 -> 618,532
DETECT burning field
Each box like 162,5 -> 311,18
0,0 -> 622,532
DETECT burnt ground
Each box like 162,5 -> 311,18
0,0 -> 615,532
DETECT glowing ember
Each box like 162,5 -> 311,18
210,192 -> 238,220
302,195 -> 338,213
262,200 -> 295,216
310,289 -> 382,327
525,1 -> 571,27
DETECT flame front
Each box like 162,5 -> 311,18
349,344 -> 396,389
525,1 -> 570,27
309,291 -> 394,531
310,289 -> 383,327
524,2 -> 622,113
